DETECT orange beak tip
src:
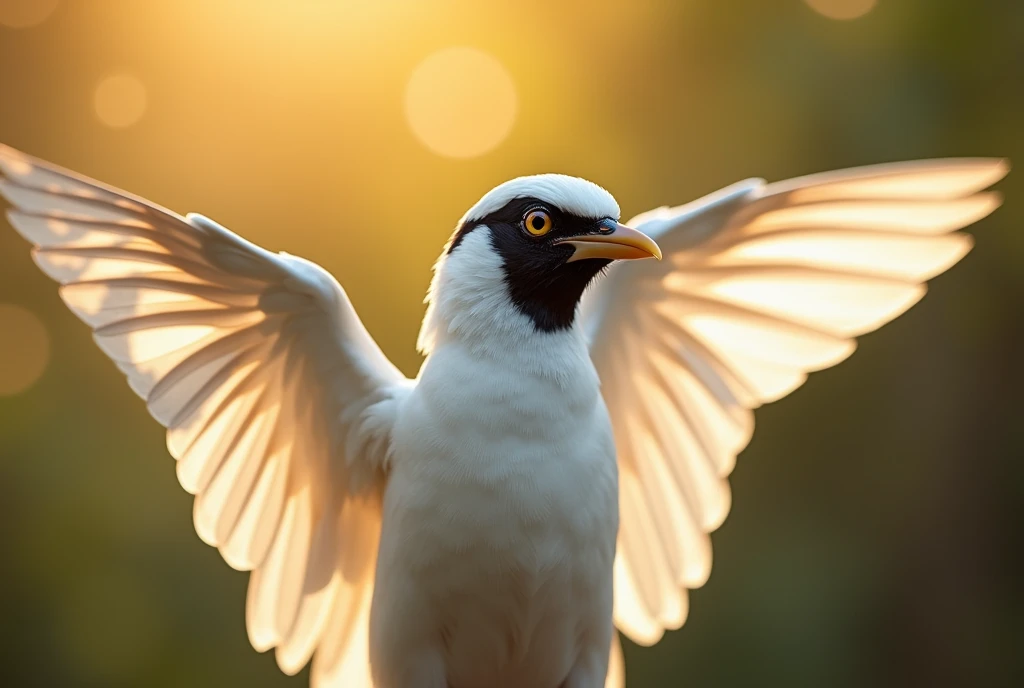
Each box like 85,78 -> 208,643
556,223 -> 661,262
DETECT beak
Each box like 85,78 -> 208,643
556,222 -> 662,263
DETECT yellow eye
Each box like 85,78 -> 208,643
524,209 -> 552,236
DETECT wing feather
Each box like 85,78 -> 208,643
0,144 -> 407,686
605,634 -> 625,688
584,158 -> 1009,645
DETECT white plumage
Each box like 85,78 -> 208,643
0,144 -> 1007,687
584,160 -> 1007,650
458,173 -> 620,225
380,228 -> 618,687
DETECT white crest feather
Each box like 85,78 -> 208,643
461,174 -> 620,225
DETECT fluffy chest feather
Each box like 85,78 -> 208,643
377,335 -> 618,687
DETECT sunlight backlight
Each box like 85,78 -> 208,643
0,0 -> 58,28
0,304 -> 50,395
804,0 -> 878,20
94,73 -> 148,129
405,47 -> 517,159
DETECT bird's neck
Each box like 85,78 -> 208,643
417,244 -> 594,386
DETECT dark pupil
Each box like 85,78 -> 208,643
531,215 -> 546,230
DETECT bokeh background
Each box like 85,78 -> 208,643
1,1 -> 1021,686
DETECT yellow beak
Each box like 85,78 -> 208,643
556,223 -> 662,263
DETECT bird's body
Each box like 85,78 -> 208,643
0,145 -> 1008,687
377,305 -> 616,687
374,223 -> 618,688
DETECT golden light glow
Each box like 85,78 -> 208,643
93,73 -> 148,129
804,0 -> 878,20
0,304 -> 50,395
404,47 -> 517,159
0,0 -> 59,28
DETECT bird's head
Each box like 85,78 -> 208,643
418,174 -> 660,353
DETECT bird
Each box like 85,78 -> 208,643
0,142 -> 1008,687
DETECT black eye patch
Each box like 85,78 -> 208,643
448,197 -> 608,254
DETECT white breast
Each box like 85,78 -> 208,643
373,325 -> 619,688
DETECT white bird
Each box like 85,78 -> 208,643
0,143 -> 1008,687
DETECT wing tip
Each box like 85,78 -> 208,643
0,141 -> 24,164
622,624 -> 665,648
0,145 -> 37,187
976,189 -> 1004,215
973,157 -> 1011,192
925,156 -> 1010,194
275,643 -> 313,677
28,246 -> 65,283
4,208 -> 32,243
991,157 -> 1011,180
944,232 -> 975,273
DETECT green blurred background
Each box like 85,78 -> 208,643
1,1 -> 1021,686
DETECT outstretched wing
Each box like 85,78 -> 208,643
582,159 -> 1009,645
0,144 -> 409,686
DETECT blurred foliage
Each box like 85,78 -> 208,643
0,1 -> 1022,686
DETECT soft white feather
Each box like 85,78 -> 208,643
582,158 -> 1009,646
460,173 -> 620,226
390,230 -> 619,688
0,144 -> 409,686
